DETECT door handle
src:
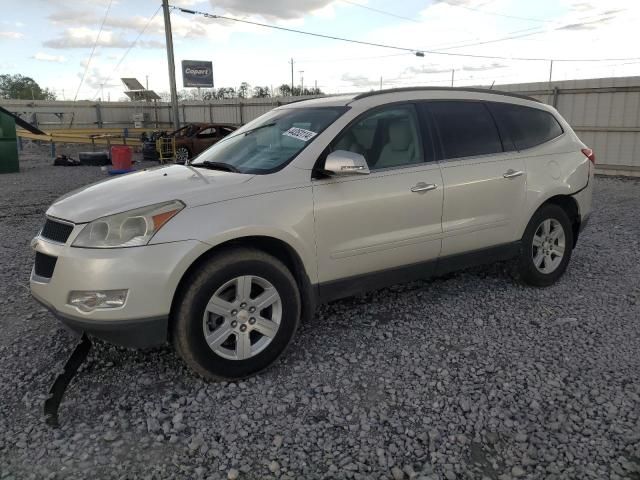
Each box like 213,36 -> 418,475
503,169 -> 524,179
411,182 -> 438,193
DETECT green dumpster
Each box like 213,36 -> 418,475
0,107 -> 19,173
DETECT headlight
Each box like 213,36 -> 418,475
72,200 -> 185,248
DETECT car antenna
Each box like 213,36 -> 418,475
489,80 -> 495,90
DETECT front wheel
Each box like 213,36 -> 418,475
171,248 -> 301,380
515,204 -> 573,287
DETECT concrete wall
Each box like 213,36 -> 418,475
2,76 -> 639,174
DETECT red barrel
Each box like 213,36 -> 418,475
111,145 -> 132,170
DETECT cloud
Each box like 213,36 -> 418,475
208,0 -> 336,20
32,52 -> 66,63
47,7 -> 228,41
462,62 -> 507,72
341,73 -> 383,87
43,27 -> 163,49
559,16 -> 615,30
404,65 -> 452,75
0,31 -> 24,39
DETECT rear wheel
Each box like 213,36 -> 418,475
171,248 -> 301,380
515,203 -> 573,287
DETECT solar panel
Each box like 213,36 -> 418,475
124,90 -> 162,101
121,78 -> 145,90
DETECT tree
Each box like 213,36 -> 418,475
253,86 -> 271,98
216,87 -> 236,99
277,84 -> 292,97
0,74 -> 56,100
237,82 -> 250,99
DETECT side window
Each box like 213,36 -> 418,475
333,105 -> 423,170
489,102 -> 563,150
196,127 -> 217,139
426,101 -> 503,159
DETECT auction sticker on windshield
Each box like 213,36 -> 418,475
282,127 -> 317,142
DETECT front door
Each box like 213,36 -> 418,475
191,127 -> 218,155
312,104 -> 443,296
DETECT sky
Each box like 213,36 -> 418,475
1,0 -> 639,101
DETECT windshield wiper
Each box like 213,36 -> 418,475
243,122 -> 276,136
191,161 -> 239,173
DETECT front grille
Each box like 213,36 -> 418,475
34,252 -> 58,279
41,219 -> 74,244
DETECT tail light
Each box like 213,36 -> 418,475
581,148 -> 596,164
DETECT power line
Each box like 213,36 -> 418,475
73,0 -> 113,102
450,4 -> 551,23
297,52 -> 412,63
90,5 -> 162,100
343,0 -> 552,25
173,6 -> 425,56
427,10 -> 627,54
172,5 -> 640,63
339,0 -> 421,23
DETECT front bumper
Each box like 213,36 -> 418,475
30,234 -> 211,348
34,294 -> 167,348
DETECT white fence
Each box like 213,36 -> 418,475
2,76 -> 639,175
0,96 -> 318,131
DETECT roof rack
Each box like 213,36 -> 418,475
351,86 -> 540,103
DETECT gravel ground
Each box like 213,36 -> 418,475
1,152 -> 639,480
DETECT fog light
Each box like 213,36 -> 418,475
68,290 -> 128,312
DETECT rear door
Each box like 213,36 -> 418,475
312,104 -> 443,293
422,100 -> 527,257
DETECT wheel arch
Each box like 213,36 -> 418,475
531,194 -> 581,248
169,235 -> 317,331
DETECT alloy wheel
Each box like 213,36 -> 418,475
202,275 -> 282,360
175,147 -> 189,163
532,218 -> 566,274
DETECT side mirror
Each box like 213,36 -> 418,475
324,150 -> 370,176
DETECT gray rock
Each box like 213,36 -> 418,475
1,171 -> 639,480
227,468 -> 239,480
391,466 -> 405,480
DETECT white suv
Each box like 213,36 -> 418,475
30,88 -> 594,380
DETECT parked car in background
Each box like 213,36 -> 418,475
31,87 -> 594,381
141,123 -> 237,163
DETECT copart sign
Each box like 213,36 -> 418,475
182,60 -> 214,88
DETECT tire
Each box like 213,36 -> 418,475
515,203 -> 574,287
175,146 -> 190,164
171,248 -> 301,381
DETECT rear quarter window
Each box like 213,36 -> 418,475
489,102 -> 563,151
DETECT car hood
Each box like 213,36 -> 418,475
47,165 -> 255,223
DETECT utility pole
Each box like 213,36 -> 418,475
380,76 -> 382,90
299,71 -> 304,95
548,60 -> 554,84
451,69 -> 455,87
162,0 -> 180,129
290,58 -> 294,96
146,75 -> 149,90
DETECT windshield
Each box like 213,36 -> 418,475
190,106 -> 347,174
